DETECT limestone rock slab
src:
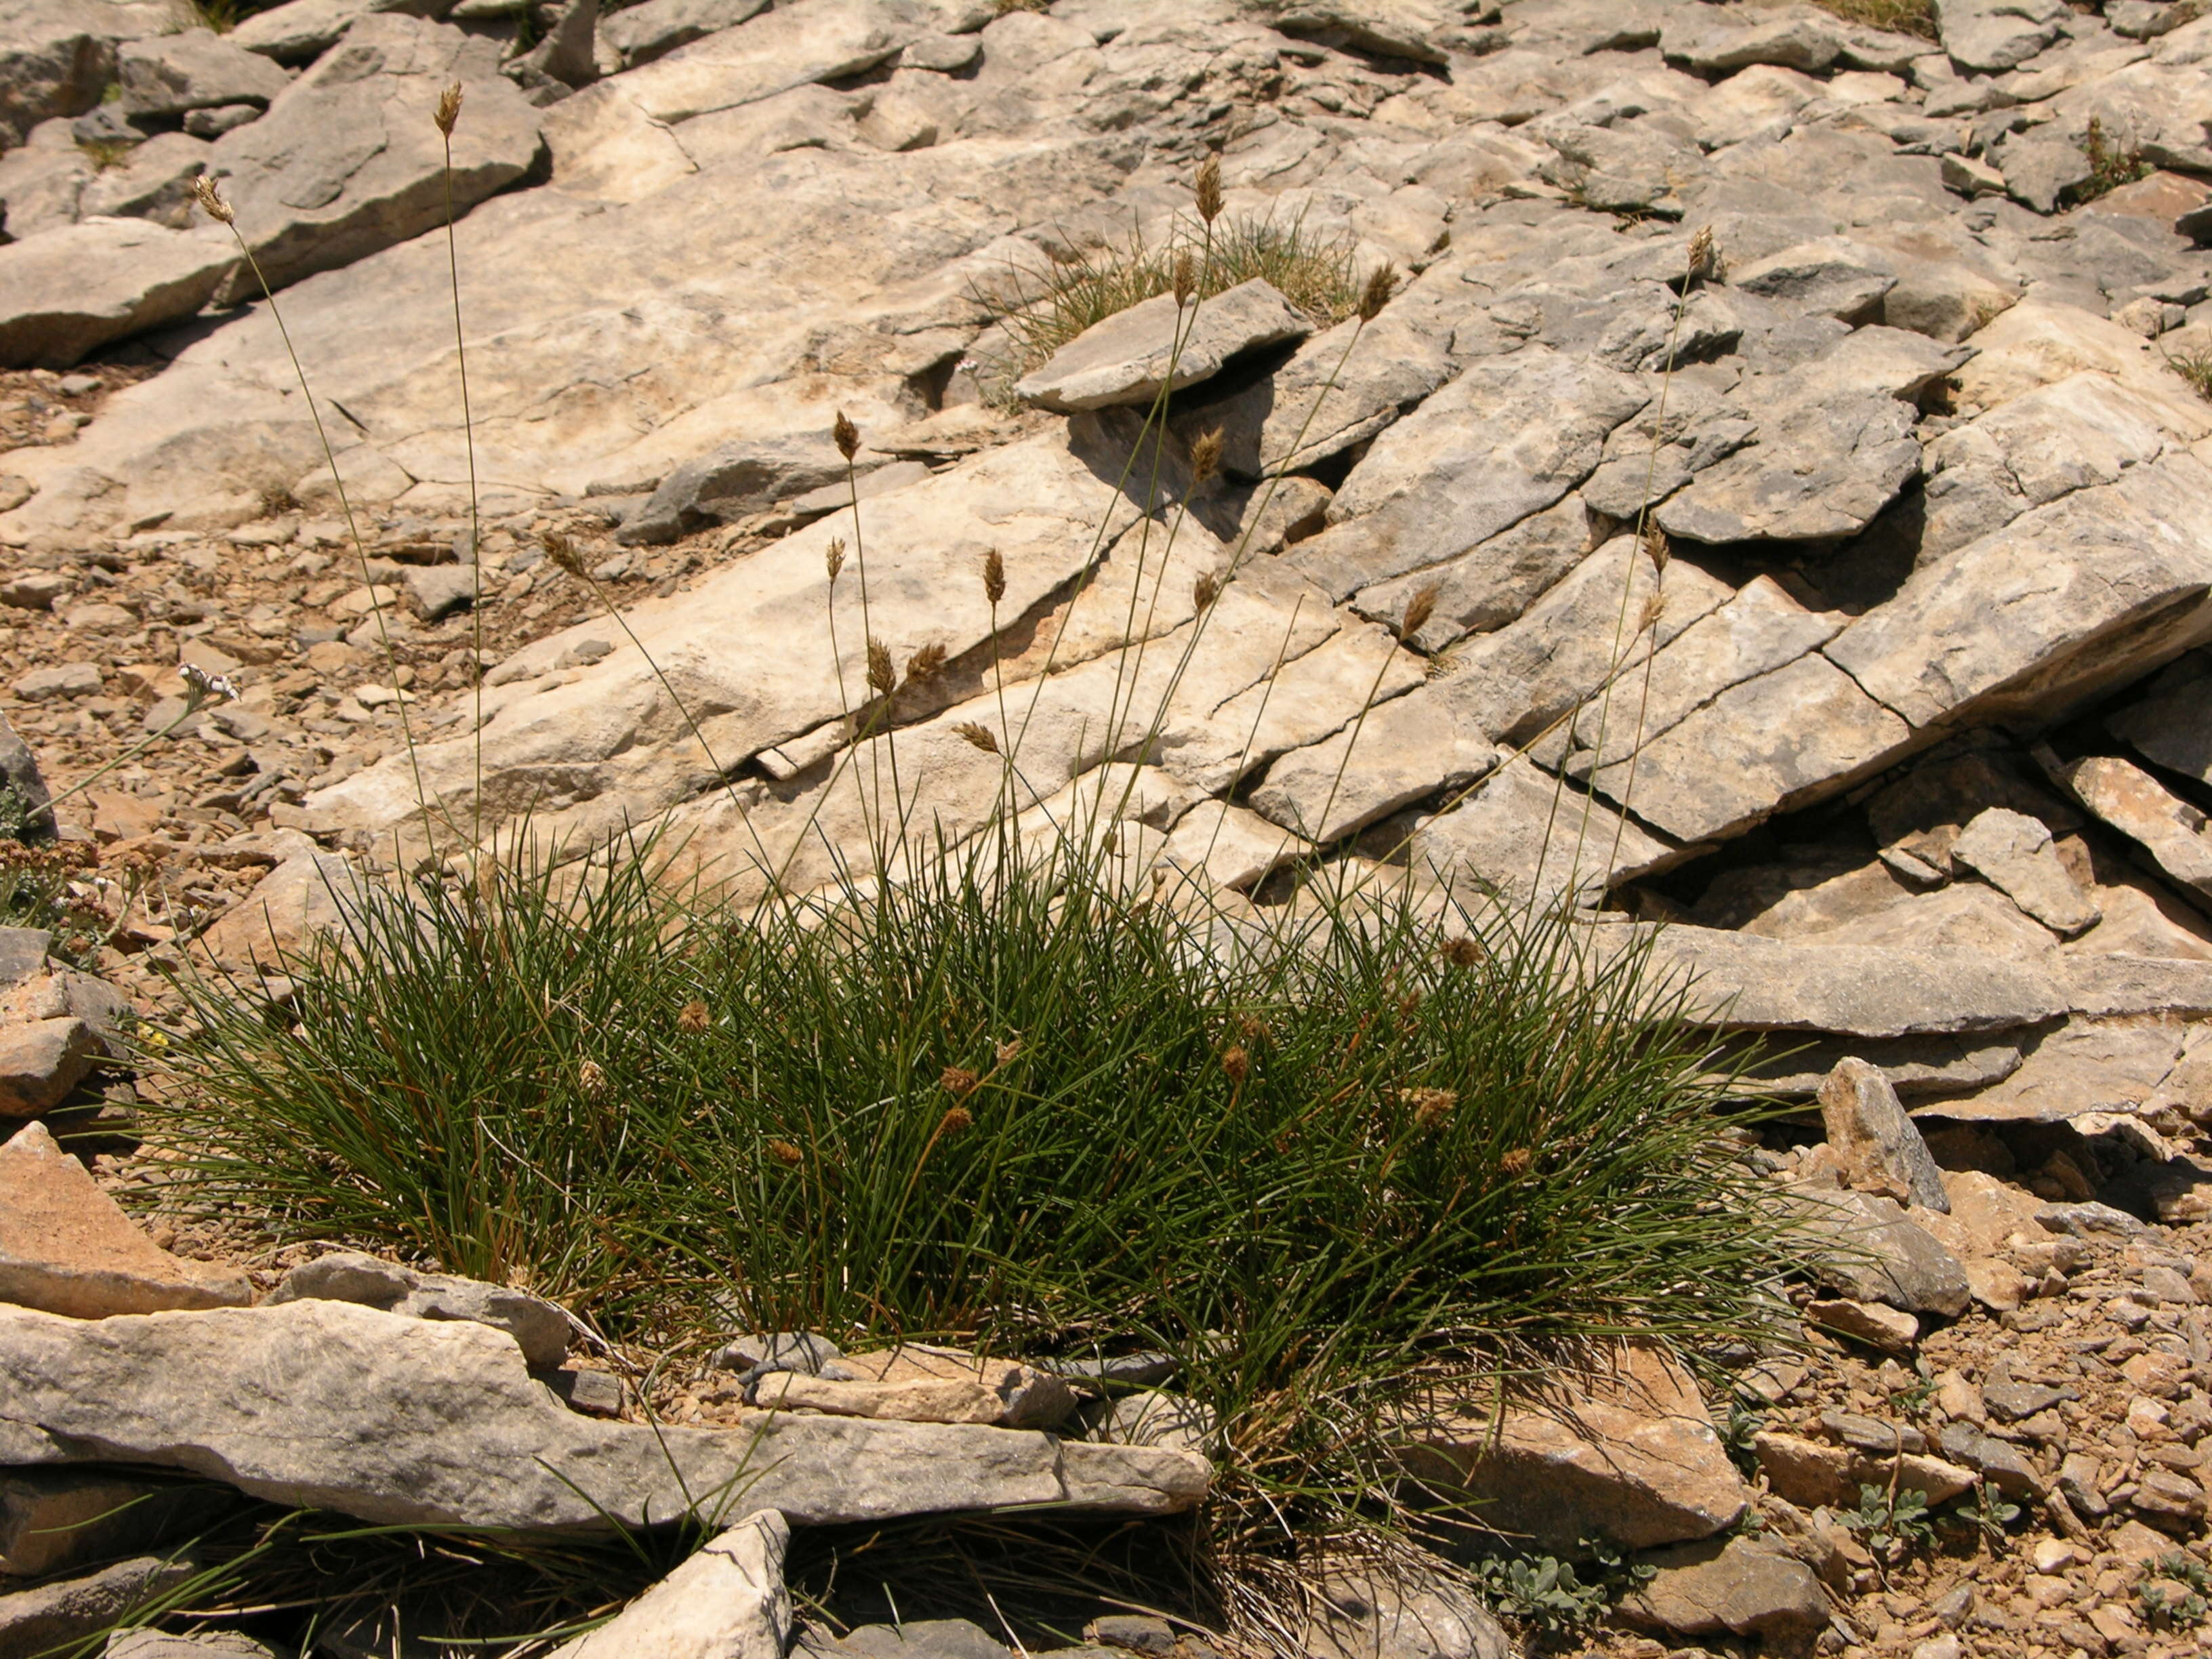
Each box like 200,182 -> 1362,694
269,1250 -> 571,1369
548,1510 -> 790,1659
207,14 -> 544,301
0,218 -> 235,369
118,30 -> 289,118
1788,1187 -> 1972,1316
1408,756 -> 1681,911
2060,754 -> 2212,899
0,1122 -> 251,1317
1934,0 -> 2070,73
1818,1057 -> 1951,1213
0,1300 -> 1210,1530
602,0 -> 771,69
1625,1536 -> 1831,1643
1015,279 -> 1309,414
1950,805 -> 2100,935
1245,690 -> 1497,847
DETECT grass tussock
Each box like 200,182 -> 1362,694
2066,116 -> 2154,206
153,825 -> 1797,1572
989,214 -> 1364,382
1806,0 -> 1937,39
2167,344 -> 2212,403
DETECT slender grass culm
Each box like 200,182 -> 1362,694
121,127 -> 1809,1657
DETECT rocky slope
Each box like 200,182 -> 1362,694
5,0 -> 2212,1654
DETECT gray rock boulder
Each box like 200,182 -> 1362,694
1934,0 -> 2070,73
1949,804 -> 2099,935
0,708 -> 51,838
230,0 -> 459,65
79,131 -> 213,228
1015,279 -> 1310,414
1788,1187 -> 1973,1317
118,30 -> 290,119
0,1299 -> 1210,1532
268,1250 -> 572,1368
1816,1057 -> 1951,1213
548,1510 -> 789,1658
207,13 -> 544,302
0,0 -> 173,148
0,1555 -> 201,1659
0,218 -> 236,369
1624,1536 -> 1831,1643
2058,754 -> 2212,900
1729,236 -> 1898,325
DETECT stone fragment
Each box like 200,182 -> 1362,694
758,1345 -> 1076,1430
548,1510 -> 789,1658
197,849 -> 370,969
0,1300 -> 1210,1532
1397,1340 -> 1747,1552
1936,1420 -> 2040,1497
269,1250 -> 571,1370
106,1632 -> 285,1657
229,0 -> 388,64
0,1 -> 143,144
117,30 -> 289,119
1253,1 -> 1470,64
1655,382 -> 1920,546
1806,1296 -> 1919,1355
1949,806 -> 2100,936
1156,800 -> 1309,895
1305,1556 -> 1515,1659
1817,1057 -> 1951,1212
0,1014 -> 94,1115
1101,1391 -> 1214,1457
1624,1536 -> 1831,1643
1660,5 -> 1845,73
602,0 -> 769,67
0,1555 -> 200,1659
808,1620 -> 1013,1659
209,14 -> 544,302
405,563 -> 478,621
78,131 -> 213,229
2059,754 -> 2212,900
0,1122 -> 251,1318
1408,758 -> 1677,912
1015,279 -> 1309,415
1787,1187 -> 1972,1316
1730,236 -> 1898,324
1934,0 -> 2070,73
1750,1430 -> 1976,1508
0,220 -> 235,370
1246,693 -> 1497,846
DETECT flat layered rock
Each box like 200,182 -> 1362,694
0,219 -> 235,370
117,30 -> 289,118
2058,754 -> 2212,899
1950,805 -> 2100,935
1935,0 -> 2069,73
1246,690 -> 1498,846
207,14 -> 544,302
1408,755 -> 1681,910
269,1250 -> 572,1369
1015,279 -> 1309,414
1786,1187 -> 1972,1316
0,1122 -> 251,1318
0,1300 -> 1209,1531
549,1511 -> 789,1659
602,0 -> 772,69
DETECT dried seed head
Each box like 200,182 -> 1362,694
825,537 -> 846,583
954,720 -> 1000,755
678,1000 -> 711,1035
1173,248 -> 1198,307
191,174 -> 234,226
1641,520 -> 1669,571
1237,1012 -> 1270,1044
1441,935 -> 1483,969
1687,224 -> 1716,278
434,81 -> 462,138
1500,1146 -> 1534,1176
982,547 -> 1006,607
865,636 -> 895,696
1358,264 -> 1397,323
1193,572 -> 1219,611
1639,591 -> 1666,632
543,531 -> 588,579
936,1105 -> 975,1137
940,1065 -> 979,1098
832,410 -> 861,461
1401,581 -> 1440,642
994,1036 -> 1023,1066
1189,426 -> 1225,488
905,641 -> 947,684
766,1136 -> 804,1168
1195,154 -> 1224,224
1221,1044 -> 1249,1084
578,1059 -> 609,1099
1408,1086 -> 1456,1130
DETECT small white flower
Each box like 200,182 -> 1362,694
180,662 -> 239,708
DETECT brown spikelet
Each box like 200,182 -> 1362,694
577,1059 -> 609,1099
1358,264 -> 1397,323
1173,249 -> 1197,307
1195,154 -> 1224,224
1408,1087 -> 1456,1130
940,1065 -> 979,1098
865,638 -> 895,696
1237,1012 -> 1270,1044
1687,224 -> 1716,279
1639,591 -> 1666,632
1189,427 -> 1225,489
1221,1044 -> 1250,1084
1499,1146 -> 1534,1176
191,174 -> 234,226
1641,520 -> 1669,572
954,720 -> 1000,755
936,1105 -> 975,1137
434,82 -> 463,138
542,531 -> 588,579
905,641 -> 947,684
1193,572 -> 1219,611
766,1137 -> 804,1168
825,537 -> 846,583
832,411 -> 860,461
678,1000 -> 711,1035
1401,581 -> 1439,642
994,1036 -> 1023,1066
1441,935 -> 1483,969
982,547 -> 1006,607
